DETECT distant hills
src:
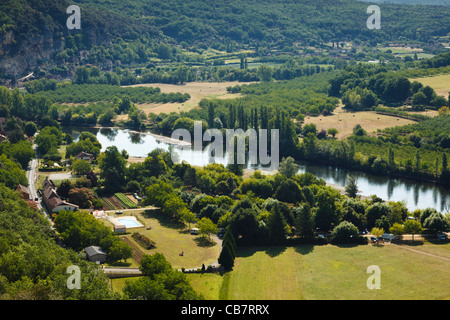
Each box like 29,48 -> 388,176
2,0 -> 450,78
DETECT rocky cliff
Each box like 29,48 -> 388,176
0,0 -> 150,80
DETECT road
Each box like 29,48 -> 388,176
27,143 -> 51,222
26,145 -> 41,209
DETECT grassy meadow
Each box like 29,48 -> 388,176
102,209 -> 221,270
186,244 -> 450,300
409,73 -> 450,97
301,105 -> 415,139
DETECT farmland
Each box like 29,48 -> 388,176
128,81 -> 249,115
101,193 -> 139,210
409,73 -> 450,97
301,105 -> 415,139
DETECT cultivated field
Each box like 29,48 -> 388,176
186,243 -> 450,300
410,73 -> 450,97
302,106 -> 415,139
125,81 -> 250,115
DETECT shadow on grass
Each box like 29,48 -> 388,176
194,236 -> 216,248
218,271 -> 231,300
235,246 -> 287,258
393,239 -> 425,246
141,210 -> 185,229
264,246 -> 287,257
294,245 -> 314,255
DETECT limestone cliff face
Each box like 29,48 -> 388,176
0,30 -> 65,78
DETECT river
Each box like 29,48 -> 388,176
65,126 -> 450,213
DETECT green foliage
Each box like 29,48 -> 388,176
331,221 -> 360,244
34,83 -> 190,105
125,253 -> 201,300
0,184 -> 116,299
114,193 -> 138,209
72,159 -> 92,176
0,154 -> 28,189
99,146 -> 126,193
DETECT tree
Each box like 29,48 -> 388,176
107,241 -> 133,264
68,188 -> 95,208
72,159 -> 92,176
257,65 -> 273,82
389,223 -> 404,239
423,212 -> 449,234
267,202 -> 289,242
388,145 -> 395,170
218,227 -> 236,270
327,128 -> 339,138
370,227 -> 384,239
314,188 -> 341,232
0,154 -> 28,189
294,205 -> 314,240
352,124 -> 366,136
278,156 -> 299,178
412,91 -> 427,107
403,220 -> 423,243
198,217 -> 218,242
274,179 -> 303,203
179,209 -> 197,229
57,180 -> 72,199
139,253 -> 172,279
441,153 -> 449,180
162,195 -> 187,221
24,122 -> 38,137
331,221 -> 359,243
366,202 -> 390,229
218,243 -> 234,270
345,175 -> 358,198
414,150 -> 421,172
99,146 -> 126,193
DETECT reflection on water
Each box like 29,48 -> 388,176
298,162 -> 450,213
65,127 -> 450,213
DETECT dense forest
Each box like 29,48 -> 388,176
3,0 -> 450,78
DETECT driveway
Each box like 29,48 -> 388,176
48,172 -> 75,180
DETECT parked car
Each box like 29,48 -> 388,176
191,228 -> 199,235
370,236 -> 378,242
382,233 -> 395,241
437,233 -> 447,240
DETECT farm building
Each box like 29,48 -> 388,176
84,246 -> 107,263
114,224 -> 127,234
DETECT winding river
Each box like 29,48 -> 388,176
65,126 -> 450,213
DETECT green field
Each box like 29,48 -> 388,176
410,73 -> 450,97
102,210 -> 221,269
186,244 -> 450,300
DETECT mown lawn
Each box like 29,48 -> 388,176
187,244 -> 450,300
103,210 -> 220,270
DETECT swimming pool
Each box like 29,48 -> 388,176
114,216 -> 144,228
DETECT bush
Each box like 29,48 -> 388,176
330,221 -> 360,244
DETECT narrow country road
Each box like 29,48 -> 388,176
27,145 -> 42,210
27,143 -> 52,223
